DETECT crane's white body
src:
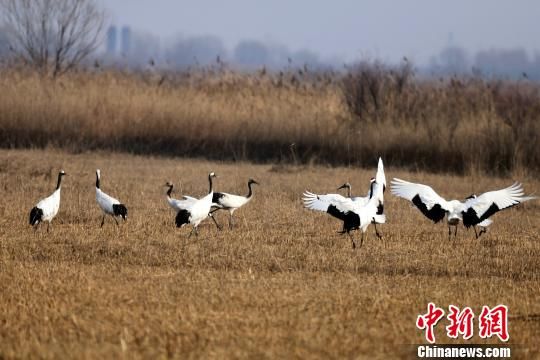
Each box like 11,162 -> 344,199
95,169 -> 127,227
167,193 -> 197,213
210,179 -> 258,229
30,170 -> 66,232
96,187 -> 121,215
213,193 -> 251,213
350,195 -> 369,206
35,188 -> 61,223
175,173 -> 218,235
184,192 -> 214,228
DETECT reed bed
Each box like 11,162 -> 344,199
0,62 -> 539,175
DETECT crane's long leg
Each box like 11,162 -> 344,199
208,214 -> 223,230
360,232 -> 365,248
188,227 -> 196,238
374,223 -> 383,239
229,212 -> 234,230
100,215 -> 105,228
374,224 -> 385,248
348,232 -> 356,249
473,226 -> 479,239
448,226 -> 451,240
47,222 -> 50,233
454,225 -> 458,238
114,216 -> 119,226
478,227 -> 487,238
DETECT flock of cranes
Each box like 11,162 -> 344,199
29,159 -> 537,248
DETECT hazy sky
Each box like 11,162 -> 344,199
101,0 -> 540,64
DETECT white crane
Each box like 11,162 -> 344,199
95,169 -> 127,227
210,178 -> 259,229
175,172 -> 217,237
337,162 -> 387,238
165,181 -> 221,229
302,158 -> 386,248
391,179 -> 536,238
29,170 -> 66,232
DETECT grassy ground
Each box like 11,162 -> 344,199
0,148 -> 539,359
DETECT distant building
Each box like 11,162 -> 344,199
106,26 -> 117,55
121,26 -> 131,55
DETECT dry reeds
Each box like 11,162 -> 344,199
0,63 -> 539,175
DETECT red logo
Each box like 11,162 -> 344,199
479,305 -> 509,342
416,302 -> 445,343
446,305 -> 474,340
416,304 -> 509,343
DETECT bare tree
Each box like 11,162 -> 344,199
0,0 -> 106,76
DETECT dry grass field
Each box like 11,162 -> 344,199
0,148 -> 539,359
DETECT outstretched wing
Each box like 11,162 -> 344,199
462,182 -> 536,227
391,178 -> 449,223
302,191 -> 357,220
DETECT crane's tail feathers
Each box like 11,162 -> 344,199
175,209 -> 190,228
112,204 -> 128,220
29,207 -> 43,226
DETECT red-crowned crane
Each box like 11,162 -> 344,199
210,178 -> 259,229
303,158 -> 386,248
29,170 -> 66,232
175,172 -> 217,237
95,169 -> 127,227
391,179 -> 536,238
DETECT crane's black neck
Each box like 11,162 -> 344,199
96,173 -> 100,189
247,181 -> 254,198
166,185 -> 173,197
368,181 -> 375,199
208,175 -> 214,194
56,173 -> 64,190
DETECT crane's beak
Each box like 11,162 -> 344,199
337,184 -> 347,190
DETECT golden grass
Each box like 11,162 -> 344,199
0,68 -> 343,162
1,66 -> 539,175
0,148 -> 539,358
